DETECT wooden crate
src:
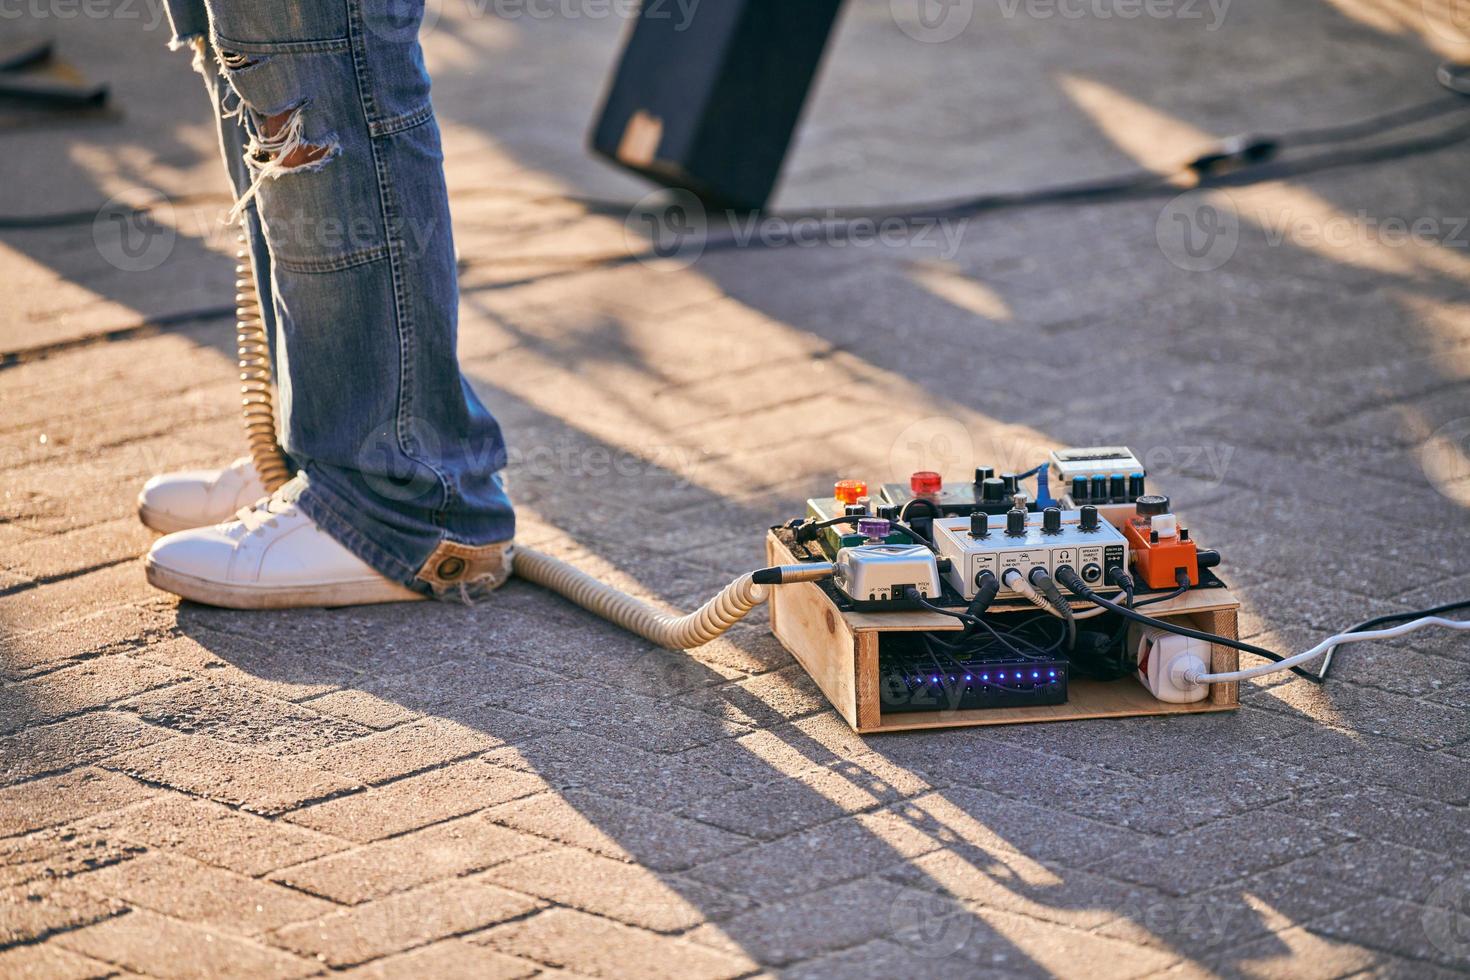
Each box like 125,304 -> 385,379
765,530 -> 1240,734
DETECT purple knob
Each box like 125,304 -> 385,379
857,517 -> 891,541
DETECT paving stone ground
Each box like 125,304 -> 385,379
3,1 -> 1470,977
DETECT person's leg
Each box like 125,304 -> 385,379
149,0 -> 515,603
138,4 -> 275,534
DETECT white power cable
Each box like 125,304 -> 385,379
1184,615 -> 1470,684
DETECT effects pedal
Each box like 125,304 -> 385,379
1051,446 -> 1150,526
930,506 -> 1128,600
831,541 -> 942,609
1120,495 -> 1201,590
805,480 -> 913,556
880,468 -> 1044,518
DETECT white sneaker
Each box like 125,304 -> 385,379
138,456 -> 268,534
145,492 -> 424,609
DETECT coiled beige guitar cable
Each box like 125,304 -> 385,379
236,230 -> 291,494
511,549 -> 833,649
231,238 -> 831,647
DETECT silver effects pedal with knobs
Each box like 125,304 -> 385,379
930,506 -> 1128,600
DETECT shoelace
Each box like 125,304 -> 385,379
234,490 -> 296,534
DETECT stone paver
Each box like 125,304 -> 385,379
269,878 -> 540,968
3,1 -> 1470,976
484,847 -> 748,932
269,814 -> 546,905
0,768 -> 154,839
338,939 -> 539,980
472,907 -> 756,979
56,908 -> 316,979
282,759 -> 547,843
75,851 -> 335,935
103,735 -> 363,816
87,794 -> 347,878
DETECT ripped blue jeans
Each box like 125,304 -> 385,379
163,0 -> 516,599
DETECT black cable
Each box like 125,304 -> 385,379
1316,598 -> 1470,681
965,571 -> 1001,624
1438,63 -> 1470,96
789,513 -> 931,553
1134,568 -> 1192,609
1030,568 -> 1077,651
929,612 -> 1067,660
9,67 -> 1469,235
788,513 -> 864,542
562,80 -> 1470,226
908,590 -> 983,631
1055,566 -> 1325,683
1270,94 -> 1469,147
897,496 -> 943,522
907,589 -> 1065,660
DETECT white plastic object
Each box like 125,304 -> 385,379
1129,624 -> 1209,703
1151,513 -> 1178,538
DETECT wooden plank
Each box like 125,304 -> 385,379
1206,606 -> 1240,706
767,534 -> 861,728
854,632 -> 881,731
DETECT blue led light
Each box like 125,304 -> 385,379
1032,671 -> 1039,679
1048,670 -> 1057,678
981,673 -> 989,681
998,672 -> 1005,680
931,676 -> 939,684
964,674 -> 972,682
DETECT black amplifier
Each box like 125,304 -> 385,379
589,0 -> 846,210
